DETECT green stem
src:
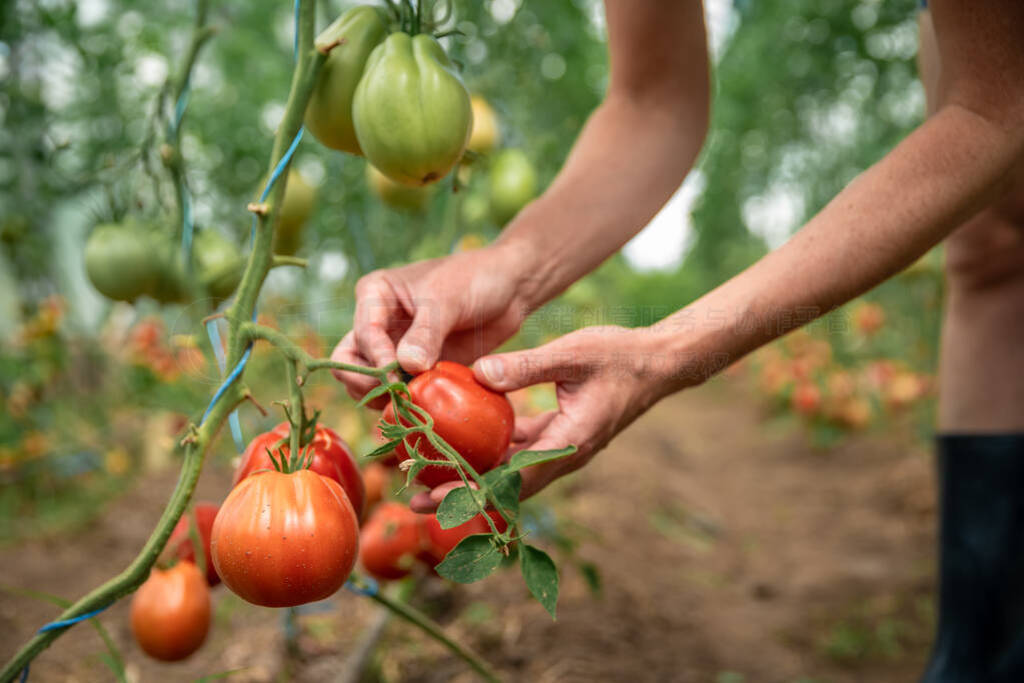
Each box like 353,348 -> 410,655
285,358 -> 304,468
240,322 -> 396,381
366,583 -> 501,682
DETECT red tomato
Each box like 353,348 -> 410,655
382,361 -> 514,488
167,502 -> 220,586
361,462 -> 390,517
419,510 -> 508,567
130,562 -> 211,662
359,502 -> 426,581
233,422 -> 366,521
211,469 -> 360,607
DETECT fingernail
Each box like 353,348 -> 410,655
477,358 -> 504,384
399,344 -> 428,369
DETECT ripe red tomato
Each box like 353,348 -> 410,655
361,462 -> 390,517
211,469 -> 360,607
167,502 -> 220,586
382,361 -> 514,488
359,502 -> 426,580
130,562 -> 211,662
419,510 -> 508,567
233,422 -> 366,520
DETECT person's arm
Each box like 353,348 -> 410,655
332,0 -> 710,401
407,0 -> 1024,508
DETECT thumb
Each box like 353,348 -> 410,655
473,338 -> 587,392
397,301 -> 457,373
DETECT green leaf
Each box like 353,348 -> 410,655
365,438 -> 401,459
484,467 -> 522,520
507,445 -> 577,472
378,421 -> 408,440
436,486 -> 487,529
435,534 -> 503,583
520,544 -> 559,619
356,383 -> 391,408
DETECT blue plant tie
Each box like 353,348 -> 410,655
206,319 -> 245,452
37,605 -> 111,633
344,577 -> 380,598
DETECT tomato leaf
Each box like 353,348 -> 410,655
436,486 -> 487,529
520,543 -> 559,619
484,467 -> 522,521
436,534 -> 503,583
356,383 -> 391,408
577,561 -> 602,597
365,438 -> 401,459
507,446 -> 577,472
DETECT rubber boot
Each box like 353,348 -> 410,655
921,434 -> 1024,683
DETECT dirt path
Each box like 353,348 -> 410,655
0,380 -> 938,682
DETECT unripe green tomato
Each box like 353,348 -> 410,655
489,149 -> 538,226
353,33 -> 472,187
460,192 -> 490,227
305,7 -> 388,155
148,232 -> 189,305
256,170 -> 316,256
366,164 -> 435,212
84,220 -> 158,302
195,230 -> 244,300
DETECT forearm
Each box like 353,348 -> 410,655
654,103 -> 1024,388
497,92 -> 707,308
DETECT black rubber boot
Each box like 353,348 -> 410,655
921,434 -> 1024,683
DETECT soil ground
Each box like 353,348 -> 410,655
0,380 -> 938,683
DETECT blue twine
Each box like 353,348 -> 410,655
206,319 -> 245,452
19,665 -> 28,683
38,605 -> 111,633
344,577 -> 380,598
200,344 -> 252,426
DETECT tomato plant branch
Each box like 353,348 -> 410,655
239,322 -> 396,381
365,583 -> 502,682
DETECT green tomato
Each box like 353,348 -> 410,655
84,220 -> 158,302
489,149 -> 538,226
305,7 -> 388,155
195,230 -> 244,301
353,33 -> 472,187
148,232 -> 189,305
366,163 -> 435,213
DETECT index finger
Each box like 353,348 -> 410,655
353,274 -> 403,369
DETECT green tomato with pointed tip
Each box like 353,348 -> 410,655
305,7 -> 388,155
353,33 -> 472,187
489,149 -> 538,226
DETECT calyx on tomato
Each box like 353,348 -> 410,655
233,421 -> 366,521
305,6 -> 388,155
353,33 -> 472,187
382,361 -> 514,488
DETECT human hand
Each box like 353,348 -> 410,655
409,324 -> 690,511
331,242 -> 535,406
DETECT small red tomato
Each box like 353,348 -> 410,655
211,469 -> 360,607
792,382 -> 822,416
419,510 -> 508,567
382,361 -> 514,488
131,562 -> 211,662
167,502 -> 220,586
359,502 -> 426,581
361,462 -> 390,517
233,422 -> 366,521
